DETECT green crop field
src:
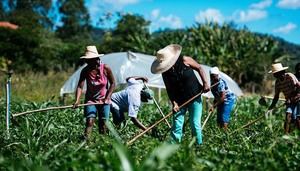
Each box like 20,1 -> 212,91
0,96 -> 299,171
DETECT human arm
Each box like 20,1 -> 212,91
268,89 -> 280,110
183,56 -> 210,93
73,70 -> 85,108
162,73 -> 178,112
104,64 -> 116,104
209,98 -> 222,112
130,117 -> 147,130
126,76 -> 148,83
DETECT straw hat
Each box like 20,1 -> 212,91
151,44 -> 182,74
268,63 -> 288,74
80,46 -> 104,59
210,67 -> 220,75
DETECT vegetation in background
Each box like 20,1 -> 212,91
0,0 -> 299,92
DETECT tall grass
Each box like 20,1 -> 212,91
0,70 -> 73,102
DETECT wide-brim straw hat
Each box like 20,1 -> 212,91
151,44 -> 182,74
268,63 -> 288,74
80,45 -> 104,59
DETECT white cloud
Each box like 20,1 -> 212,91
151,9 -> 160,19
250,0 -> 272,9
159,15 -> 182,29
273,22 -> 297,34
195,8 -> 224,23
233,9 -> 267,22
277,0 -> 300,9
103,0 -> 139,9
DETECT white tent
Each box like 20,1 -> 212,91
60,51 -> 243,98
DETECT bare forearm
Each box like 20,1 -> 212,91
198,67 -> 208,85
126,76 -> 147,82
106,83 -> 115,98
269,94 -> 279,109
75,88 -> 83,103
131,117 -> 147,130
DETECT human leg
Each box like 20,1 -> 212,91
294,101 -> 300,130
221,98 -> 235,130
284,112 -> 292,133
84,105 -> 97,139
188,96 -> 203,145
110,103 -> 124,126
98,104 -> 111,134
170,108 -> 186,144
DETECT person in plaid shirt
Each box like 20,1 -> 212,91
268,63 -> 300,133
295,63 -> 300,81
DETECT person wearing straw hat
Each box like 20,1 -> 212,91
110,76 -> 153,131
73,45 -> 116,140
151,44 -> 210,145
268,63 -> 300,133
209,67 -> 236,130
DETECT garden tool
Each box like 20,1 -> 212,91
12,102 -> 101,117
230,103 -> 285,135
143,82 -> 171,128
258,96 -> 286,107
127,82 -> 219,146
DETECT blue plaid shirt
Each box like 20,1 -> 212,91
211,78 -> 235,101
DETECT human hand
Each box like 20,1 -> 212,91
268,105 -> 274,111
72,101 -> 79,109
142,77 -> 148,83
209,107 -> 214,113
104,97 -> 111,104
173,101 -> 179,113
203,83 -> 210,93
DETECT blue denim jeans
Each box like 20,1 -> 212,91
110,105 -> 125,125
170,96 -> 203,145
217,97 -> 236,124
286,101 -> 300,121
84,104 -> 110,130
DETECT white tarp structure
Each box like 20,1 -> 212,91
60,51 -> 243,98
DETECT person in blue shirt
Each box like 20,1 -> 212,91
209,67 -> 236,130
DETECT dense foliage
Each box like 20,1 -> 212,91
0,96 -> 299,170
0,0 -> 299,90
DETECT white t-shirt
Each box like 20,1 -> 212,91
111,78 -> 144,118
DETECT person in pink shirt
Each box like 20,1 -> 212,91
73,46 -> 115,140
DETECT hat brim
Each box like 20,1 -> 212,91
80,54 -> 104,59
151,48 -> 182,74
268,67 -> 288,74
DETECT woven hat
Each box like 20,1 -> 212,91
210,67 -> 220,75
151,44 -> 182,74
80,46 -> 104,59
268,63 -> 288,74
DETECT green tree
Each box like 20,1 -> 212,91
3,0 -> 53,29
0,0 -> 68,73
56,0 -> 91,41
100,13 -> 151,53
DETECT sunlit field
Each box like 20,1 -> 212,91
1,92 -> 299,170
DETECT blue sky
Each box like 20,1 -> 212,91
85,0 -> 300,45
